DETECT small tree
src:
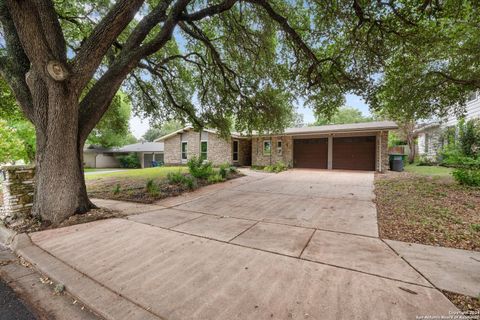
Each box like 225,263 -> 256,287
458,119 -> 480,158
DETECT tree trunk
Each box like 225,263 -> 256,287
407,134 -> 416,164
31,80 -> 94,225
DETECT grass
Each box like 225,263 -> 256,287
84,168 -> 122,173
375,171 -> 480,251
86,165 -> 242,203
85,166 -> 187,180
404,164 -> 454,177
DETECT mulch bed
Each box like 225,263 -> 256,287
443,291 -> 480,313
375,171 -> 480,251
87,172 -> 244,204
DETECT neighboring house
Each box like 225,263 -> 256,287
416,91 -> 480,160
156,121 -> 398,172
83,142 -> 164,169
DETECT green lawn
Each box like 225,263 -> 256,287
404,164 -> 454,177
84,168 -> 122,172
85,166 -> 187,180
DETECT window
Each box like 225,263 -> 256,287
181,141 -> 188,160
263,140 -> 271,155
233,140 -> 239,162
200,141 -> 208,161
277,140 -> 282,155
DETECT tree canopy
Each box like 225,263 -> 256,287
86,92 -> 137,148
358,1 -> 480,120
314,106 -> 372,126
143,120 -> 183,142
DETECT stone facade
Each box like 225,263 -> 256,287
208,132 -> 232,165
164,134 -> 182,164
251,132 -> 389,172
164,128 -> 392,172
252,136 -> 294,167
0,165 -> 35,223
163,129 -> 251,166
377,131 -> 389,173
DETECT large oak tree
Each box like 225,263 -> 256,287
2,0 -> 476,224
1,0 -> 366,224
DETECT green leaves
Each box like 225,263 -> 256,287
86,91 -> 136,148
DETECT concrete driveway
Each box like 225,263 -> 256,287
24,170 -> 456,319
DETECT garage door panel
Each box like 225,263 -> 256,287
333,136 -> 376,171
294,138 -> 328,169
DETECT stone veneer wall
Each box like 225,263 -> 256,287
164,134 -> 181,164
208,133 -> 231,165
377,131 -> 389,173
251,136 -> 293,167
163,130 -> 238,166
0,165 -> 35,223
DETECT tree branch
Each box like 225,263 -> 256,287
31,0 -> 66,60
0,2 -> 34,122
6,0 -> 58,70
123,0 -> 172,51
181,0 -> 238,21
71,0 -> 145,90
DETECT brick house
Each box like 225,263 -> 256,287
156,121 -> 398,172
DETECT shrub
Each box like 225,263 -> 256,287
207,173 -> 225,183
458,118 -> 480,158
167,171 -> 198,190
113,184 -> 121,195
187,156 -> 214,179
167,171 -> 186,184
264,161 -> 288,173
416,156 -> 437,166
452,168 -> 480,187
218,163 -> 237,179
117,153 -> 140,168
146,179 -> 160,196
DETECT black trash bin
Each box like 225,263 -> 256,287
389,154 -> 404,172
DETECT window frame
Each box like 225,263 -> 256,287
181,141 -> 188,161
232,140 -> 239,162
200,140 -> 208,161
277,140 -> 282,155
263,140 -> 272,156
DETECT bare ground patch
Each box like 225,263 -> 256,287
375,171 -> 480,251
5,207 -> 125,233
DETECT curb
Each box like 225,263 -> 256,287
6,232 -> 160,320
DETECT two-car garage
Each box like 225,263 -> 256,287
293,136 -> 376,171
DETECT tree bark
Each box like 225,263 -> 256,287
31,79 -> 94,225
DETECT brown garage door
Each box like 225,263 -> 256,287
294,138 -> 328,169
333,136 -> 376,171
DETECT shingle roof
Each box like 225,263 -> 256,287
155,121 -> 398,141
83,142 -> 164,153
277,121 -> 398,135
114,142 -> 164,153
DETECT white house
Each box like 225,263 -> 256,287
416,91 -> 480,160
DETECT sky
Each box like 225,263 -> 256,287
129,93 -> 371,139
